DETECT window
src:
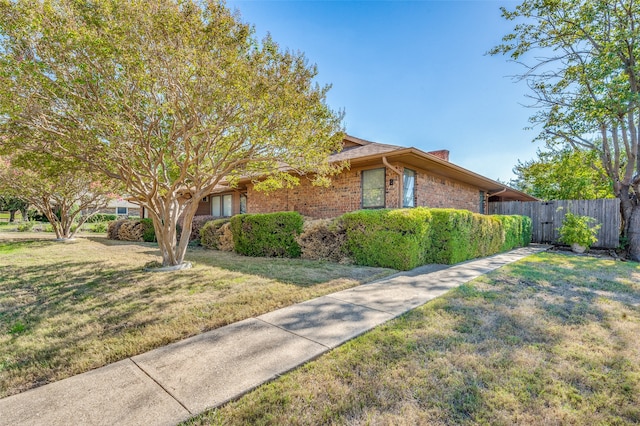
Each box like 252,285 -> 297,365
116,207 -> 128,215
362,168 -> 385,208
211,194 -> 233,217
403,169 -> 416,207
479,191 -> 486,214
240,194 -> 247,214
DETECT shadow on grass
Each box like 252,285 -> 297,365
194,254 -> 640,425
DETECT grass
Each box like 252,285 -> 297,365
185,252 -> 640,425
0,232 -> 394,398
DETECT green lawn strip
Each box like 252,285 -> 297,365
0,234 -> 394,398
185,252 -> 640,426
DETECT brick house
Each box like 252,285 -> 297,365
190,135 -> 536,219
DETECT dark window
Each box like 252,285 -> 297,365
362,168 -> 386,208
479,191 -> 486,214
116,207 -> 128,215
403,169 -> 416,208
240,194 -> 247,214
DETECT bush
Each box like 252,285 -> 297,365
424,209 -> 475,264
200,219 -> 230,250
297,218 -> 349,263
469,214 -> 503,258
85,213 -> 117,223
90,222 -> 109,233
425,209 -> 522,265
558,212 -> 601,249
140,218 -> 156,242
494,215 -> 532,251
107,219 -> 129,240
189,215 -> 217,242
343,208 -> 432,270
17,221 -> 35,232
230,212 -> 303,258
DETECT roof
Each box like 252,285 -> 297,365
331,135 -> 537,202
212,134 -> 537,202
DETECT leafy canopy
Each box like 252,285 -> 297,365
0,0 -> 344,265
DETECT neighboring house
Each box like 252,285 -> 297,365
100,198 -> 141,217
192,135 -> 536,220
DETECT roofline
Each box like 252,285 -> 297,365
342,146 -> 537,201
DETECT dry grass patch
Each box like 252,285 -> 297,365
185,252 -> 640,425
0,232 -> 394,398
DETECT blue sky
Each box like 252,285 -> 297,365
226,0 -> 539,182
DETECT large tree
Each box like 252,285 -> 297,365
492,0 -> 640,261
511,148 -> 613,201
0,153 -> 117,239
0,0 -> 344,267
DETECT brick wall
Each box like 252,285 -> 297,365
245,162 -> 482,218
415,172 -> 480,212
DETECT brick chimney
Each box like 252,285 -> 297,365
427,149 -> 450,161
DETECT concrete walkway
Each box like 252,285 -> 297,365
0,245 -> 549,426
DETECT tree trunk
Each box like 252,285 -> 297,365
9,210 -> 15,223
628,204 -> 640,262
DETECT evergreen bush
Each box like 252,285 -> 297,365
230,212 -> 303,257
342,208 -> 432,270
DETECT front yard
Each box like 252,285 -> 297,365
0,232 -> 394,398
186,252 -> 640,425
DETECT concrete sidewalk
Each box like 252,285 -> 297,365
0,245 -> 549,426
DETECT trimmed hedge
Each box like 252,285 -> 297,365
494,215 -> 532,251
85,213 -> 117,223
342,208 -> 432,270
230,212 -> 303,258
425,209 -> 508,265
342,208 -> 531,270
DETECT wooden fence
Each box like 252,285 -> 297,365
488,198 -> 621,248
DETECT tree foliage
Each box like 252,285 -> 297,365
0,0 -> 344,266
0,193 -> 28,222
492,0 -> 640,261
511,148 -> 613,201
0,153 -> 117,239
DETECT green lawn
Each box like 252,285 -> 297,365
186,252 -> 640,425
0,232 -> 394,398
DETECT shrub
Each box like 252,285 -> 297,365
469,214 -> 503,258
17,221 -> 35,232
494,215 -> 532,251
342,208 -> 432,270
140,218 -> 156,242
91,222 -> 109,233
558,212 -> 601,249
297,218 -> 349,263
424,209 -> 475,264
107,219 -> 129,240
200,219 -> 230,250
189,215 -> 217,242
85,213 -> 117,223
230,212 -> 303,258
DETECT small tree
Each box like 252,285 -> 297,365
512,149 -> 613,201
0,0 -> 344,267
0,154 -> 118,239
